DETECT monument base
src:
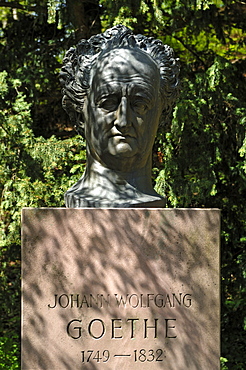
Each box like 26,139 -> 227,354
22,208 -> 220,369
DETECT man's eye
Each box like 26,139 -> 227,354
132,100 -> 149,114
97,96 -> 119,111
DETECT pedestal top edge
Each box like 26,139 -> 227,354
22,207 -> 220,211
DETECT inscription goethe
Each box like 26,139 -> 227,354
47,292 -> 192,342
48,292 -> 192,309
66,318 -> 178,340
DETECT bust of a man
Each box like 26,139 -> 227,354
60,25 -> 180,208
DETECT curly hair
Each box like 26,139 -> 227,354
60,25 -> 180,136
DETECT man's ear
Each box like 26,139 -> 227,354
62,94 -> 85,137
74,112 -> 85,137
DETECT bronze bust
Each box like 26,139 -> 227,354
60,25 -> 180,208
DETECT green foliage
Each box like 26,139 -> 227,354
0,336 -> 19,369
221,357 -> 229,370
0,1 -> 246,369
0,1 -> 73,138
0,72 -> 86,247
100,0 -> 246,65
155,56 -> 246,204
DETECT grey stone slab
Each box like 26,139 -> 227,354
21,208 -> 220,369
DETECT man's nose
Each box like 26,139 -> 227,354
115,97 -> 130,128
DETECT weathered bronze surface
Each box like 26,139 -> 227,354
60,25 -> 180,207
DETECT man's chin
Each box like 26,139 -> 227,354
97,145 -> 139,171
107,142 -> 138,157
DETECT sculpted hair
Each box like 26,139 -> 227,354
60,25 -> 180,135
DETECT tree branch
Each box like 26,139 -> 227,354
0,1 -> 25,10
161,28 -> 206,67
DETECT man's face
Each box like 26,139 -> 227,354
83,48 -> 162,171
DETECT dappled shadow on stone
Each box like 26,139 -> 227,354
22,208 -> 220,369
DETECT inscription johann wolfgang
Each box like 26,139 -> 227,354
47,292 -> 193,365
48,292 -> 192,309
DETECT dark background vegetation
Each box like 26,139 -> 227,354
0,1 -> 245,369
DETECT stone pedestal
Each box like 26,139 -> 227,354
22,208 -> 220,369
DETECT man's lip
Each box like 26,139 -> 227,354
109,132 -> 135,138
112,134 -> 132,138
